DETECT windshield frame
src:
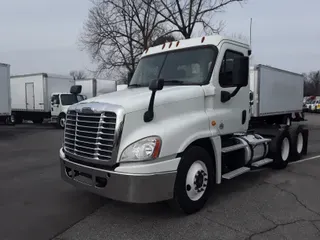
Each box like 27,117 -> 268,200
128,45 -> 219,88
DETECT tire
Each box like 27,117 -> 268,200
57,115 -> 66,129
269,128 -> 292,169
289,125 -> 305,161
169,146 -> 214,214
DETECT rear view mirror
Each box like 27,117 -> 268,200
70,85 -> 82,95
232,56 -> 249,87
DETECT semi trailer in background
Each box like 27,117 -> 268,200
10,73 -> 86,128
75,78 -> 117,98
249,64 -> 304,126
0,63 -> 13,125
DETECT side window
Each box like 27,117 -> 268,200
51,95 -> 60,105
219,50 -> 244,88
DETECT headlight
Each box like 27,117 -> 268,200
120,136 -> 161,162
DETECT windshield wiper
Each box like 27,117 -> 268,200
163,80 -> 185,85
128,84 -> 144,88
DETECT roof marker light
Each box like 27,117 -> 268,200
169,42 -> 173,48
176,41 -> 180,47
162,43 -> 166,49
201,36 -> 205,43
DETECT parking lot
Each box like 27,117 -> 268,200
1,114 -> 320,240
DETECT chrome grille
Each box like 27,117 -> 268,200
64,110 -> 117,161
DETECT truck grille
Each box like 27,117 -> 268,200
63,110 -> 117,161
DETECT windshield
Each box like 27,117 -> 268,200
60,94 -> 85,106
129,46 -> 218,87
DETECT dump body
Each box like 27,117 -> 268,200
0,63 -> 11,119
250,64 -> 304,117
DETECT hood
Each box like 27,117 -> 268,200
79,85 -> 205,113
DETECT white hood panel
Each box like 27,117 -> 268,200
80,86 -> 205,113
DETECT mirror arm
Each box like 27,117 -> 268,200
221,86 -> 241,103
144,90 -> 156,122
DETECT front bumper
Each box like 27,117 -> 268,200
60,148 -> 177,203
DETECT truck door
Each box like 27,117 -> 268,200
212,44 -> 250,135
25,83 -> 35,110
51,94 -> 60,117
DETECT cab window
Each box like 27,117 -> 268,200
219,50 -> 244,88
51,95 -> 60,105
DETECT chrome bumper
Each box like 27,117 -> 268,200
60,148 -> 177,203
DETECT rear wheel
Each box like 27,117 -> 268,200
289,125 -> 305,161
269,129 -> 292,169
170,146 -> 214,214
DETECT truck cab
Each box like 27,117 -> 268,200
59,35 -> 308,214
51,92 -> 86,128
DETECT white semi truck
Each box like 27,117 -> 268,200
10,73 -> 86,128
0,63 -> 13,125
59,35 -> 308,214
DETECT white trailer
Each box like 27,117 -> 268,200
75,79 -> 117,99
249,64 -> 304,126
0,63 -> 13,125
11,73 -> 85,127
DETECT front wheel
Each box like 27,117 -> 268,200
57,115 -> 66,129
170,146 -> 214,214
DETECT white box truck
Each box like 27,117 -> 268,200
0,63 -> 13,125
75,78 -> 117,99
249,64 -> 304,126
59,34 -> 309,214
11,73 -> 86,128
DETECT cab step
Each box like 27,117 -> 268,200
222,143 -> 246,153
251,158 -> 273,168
222,167 -> 251,179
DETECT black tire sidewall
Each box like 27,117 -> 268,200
58,115 -> 66,129
173,146 -> 214,214
289,125 -> 304,161
270,130 -> 291,169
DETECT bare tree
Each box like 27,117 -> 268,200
80,0 -> 167,78
148,0 -> 246,39
70,70 -> 87,80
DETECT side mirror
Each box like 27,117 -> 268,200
232,56 -> 249,87
127,71 -> 134,84
70,85 -> 82,95
144,79 -> 164,123
149,79 -> 164,91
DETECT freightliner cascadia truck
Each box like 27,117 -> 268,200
59,34 -> 308,214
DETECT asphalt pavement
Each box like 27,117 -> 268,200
1,114 -> 320,240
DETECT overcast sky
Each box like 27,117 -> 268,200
0,0 -> 319,77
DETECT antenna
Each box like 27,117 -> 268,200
249,18 -> 252,46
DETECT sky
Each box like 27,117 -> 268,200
0,0 -> 319,77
